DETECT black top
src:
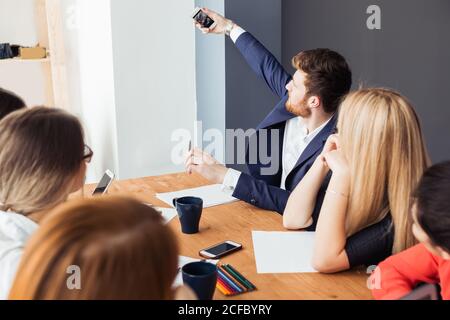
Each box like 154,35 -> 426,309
345,214 -> 394,268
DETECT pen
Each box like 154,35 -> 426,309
188,140 -> 193,174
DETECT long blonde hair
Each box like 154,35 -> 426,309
9,196 -> 179,300
0,107 -> 85,215
338,88 -> 429,253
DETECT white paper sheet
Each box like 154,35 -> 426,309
155,207 -> 178,224
156,184 -> 238,208
173,256 -> 219,287
143,204 -> 178,224
252,231 -> 318,273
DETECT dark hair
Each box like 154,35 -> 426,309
0,87 -> 26,120
414,161 -> 450,251
292,49 -> 352,113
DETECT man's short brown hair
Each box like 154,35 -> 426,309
292,49 -> 352,113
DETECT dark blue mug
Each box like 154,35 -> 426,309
172,196 -> 203,234
182,262 -> 217,300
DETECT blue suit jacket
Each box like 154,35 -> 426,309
231,32 -> 334,230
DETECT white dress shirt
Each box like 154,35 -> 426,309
279,117 -> 331,189
230,25 -> 246,43
0,211 -> 38,300
221,25 -> 333,193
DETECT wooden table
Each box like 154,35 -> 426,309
83,172 -> 372,300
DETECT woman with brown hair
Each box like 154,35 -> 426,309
0,107 -> 91,299
9,196 -> 195,300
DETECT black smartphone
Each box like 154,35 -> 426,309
199,240 -> 242,259
92,170 -> 115,195
191,7 -> 216,29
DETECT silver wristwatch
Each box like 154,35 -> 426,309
225,20 -> 235,36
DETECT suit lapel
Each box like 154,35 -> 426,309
247,121 -> 286,186
288,113 -> 338,178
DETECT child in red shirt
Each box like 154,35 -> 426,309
371,161 -> 450,300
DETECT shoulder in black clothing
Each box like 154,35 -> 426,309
345,214 -> 394,268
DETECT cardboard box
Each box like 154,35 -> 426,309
19,46 -> 47,59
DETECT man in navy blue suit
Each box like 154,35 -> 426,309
186,8 -> 352,229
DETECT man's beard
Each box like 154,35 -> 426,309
286,95 -> 311,117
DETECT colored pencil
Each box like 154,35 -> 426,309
225,264 -> 257,290
219,265 -> 247,292
217,271 -> 239,294
216,279 -> 232,296
220,279 -> 240,296
221,264 -> 251,290
216,280 -> 228,295
217,268 -> 243,293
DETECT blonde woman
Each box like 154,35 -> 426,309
9,196 -> 196,300
0,107 -> 91,299
283,88 -> 429,273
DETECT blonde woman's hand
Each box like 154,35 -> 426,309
322,149 -> 349,177
321,134 -> 340,155
193,7 -> 233,34
318,134 -> 340,168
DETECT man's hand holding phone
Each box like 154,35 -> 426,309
192,7 -> 235,35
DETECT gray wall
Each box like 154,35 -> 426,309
225,0 -> 282,131
196,0 -> 450,165
195,0 -> 226,152
282,0 -> 450,163
225,0 -> 282,171
195,0 -> 282,171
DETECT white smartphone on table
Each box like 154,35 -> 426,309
199,240 -> 242,259
92,170 -> 115,195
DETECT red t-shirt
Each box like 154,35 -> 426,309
371,243 -> 450,300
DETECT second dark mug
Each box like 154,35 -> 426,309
173,196 -> 203,234
182,262 -> 217,300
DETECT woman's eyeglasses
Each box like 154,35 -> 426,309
83,144 -> 94,163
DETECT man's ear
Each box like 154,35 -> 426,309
308,96 -> 321,109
